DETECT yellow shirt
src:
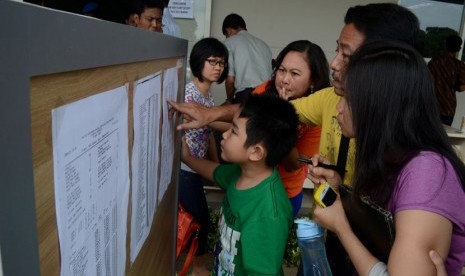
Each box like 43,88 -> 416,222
291,87 -> 356,186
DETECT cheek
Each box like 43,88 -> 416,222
292,78 -> 311,96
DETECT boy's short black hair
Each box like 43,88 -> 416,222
239,94 -> 299,167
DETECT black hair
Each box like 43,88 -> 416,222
133,0 -> 164,15
189,38 -> 229,83
238,94 -> 299,167
345,3 -> 421,50
344,40 -> 465,205
446,34 -> 463,52
222,13 -> 247,36
265,40 -> 330,96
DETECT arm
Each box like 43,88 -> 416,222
314,200 -> 453,276
225,75 -> 236,102
386,210 -> 451,275
208,133 -> 219,163
313,199 -> 379,275
167,99 -> 239,130
208,121 -> 232,133
181,137 -> 219,182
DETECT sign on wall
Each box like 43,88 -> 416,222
169,0 -> 194,19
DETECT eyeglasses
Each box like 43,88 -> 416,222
143,16 -> 163,26
206,59 -> 226,68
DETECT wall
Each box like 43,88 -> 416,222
207,0 -> 395,104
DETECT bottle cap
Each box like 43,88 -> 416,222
294,218 -> 322,238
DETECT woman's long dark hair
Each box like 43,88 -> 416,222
264,40 -> 330,96
344,40 -> 465,205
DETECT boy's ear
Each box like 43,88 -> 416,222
249,144 -> 266,162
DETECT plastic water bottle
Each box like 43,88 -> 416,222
295,218 -> 333,276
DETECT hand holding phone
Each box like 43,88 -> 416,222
313,182 -> 337,208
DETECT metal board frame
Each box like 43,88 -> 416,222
0,1 -> 187,275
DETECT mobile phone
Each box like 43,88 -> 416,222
313,182 -> 337,208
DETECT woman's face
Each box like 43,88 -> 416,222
202,56 -> 226,83
275,51 -> 313,99
336,96 -> 355,138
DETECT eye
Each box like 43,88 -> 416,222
277,67 -> 286,74
342,53 -> 351,62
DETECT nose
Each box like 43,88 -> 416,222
330,52 -> 342,72
282,72 -> 291,84
222,129 -> 230,139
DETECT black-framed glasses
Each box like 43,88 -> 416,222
206,59 -> 226,68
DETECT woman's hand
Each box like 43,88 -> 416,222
306,154 -> 342,189
278,87 -> 292,101
313,197 -> 350,235
167,99 -> 210,130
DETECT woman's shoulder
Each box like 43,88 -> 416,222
394,151 -> 462,205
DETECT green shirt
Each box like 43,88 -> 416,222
212,164 -> 292,275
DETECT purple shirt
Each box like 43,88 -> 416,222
386,151 -> 465,275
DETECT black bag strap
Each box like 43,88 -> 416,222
336,135 -> 350,180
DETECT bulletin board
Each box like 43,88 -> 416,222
0,1 -> 187,275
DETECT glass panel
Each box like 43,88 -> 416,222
399,0 -> 464,58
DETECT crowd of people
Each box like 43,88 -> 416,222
168,3 -> 465,276
29,0 -> 465,274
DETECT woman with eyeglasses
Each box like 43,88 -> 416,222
178,37 -> 228,276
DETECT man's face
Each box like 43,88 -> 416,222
336,96 -> 355,138
330,23 -> 365,96
135,8 -> 163,32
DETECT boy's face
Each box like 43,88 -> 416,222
220,111 -> 250,163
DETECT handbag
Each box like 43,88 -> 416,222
177,203 -> 201,276
338,184 -> 395,263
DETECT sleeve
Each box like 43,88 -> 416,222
213,164 -> 240,191
291,88 -> 332,126
240,217 -> 289,275
391,153 -> 464,227
225,41 -> 235,77
296,126 -> 321,157
368,262 -> 389,276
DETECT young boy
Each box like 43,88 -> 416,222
181,94 -> 298,275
